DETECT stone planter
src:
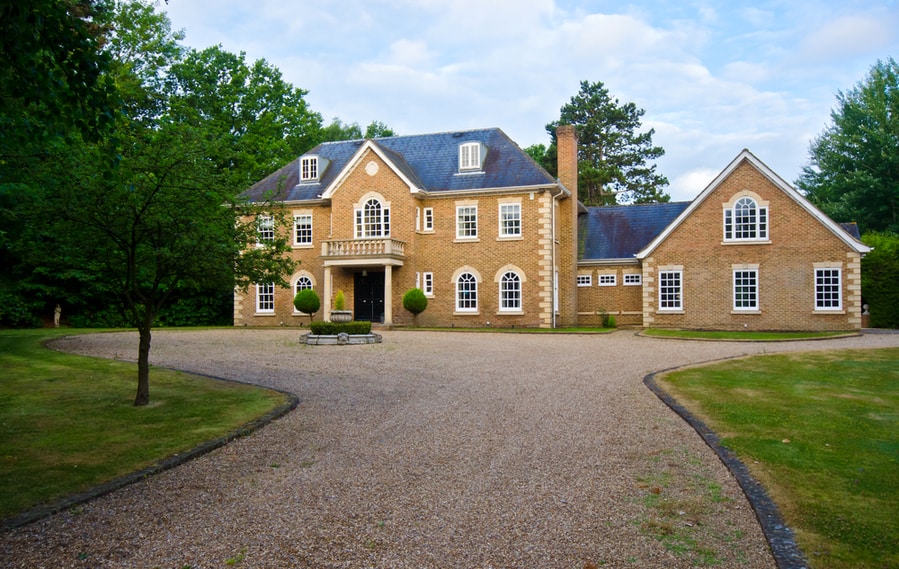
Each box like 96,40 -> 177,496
302,332 -> 382,345
329,310 -> 353,323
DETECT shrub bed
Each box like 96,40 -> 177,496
309,321 -> 372,335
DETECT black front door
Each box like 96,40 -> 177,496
354,271 -> 385,322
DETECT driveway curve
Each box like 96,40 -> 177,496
3,329 -> 898,568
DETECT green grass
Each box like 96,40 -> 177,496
643,329 -> 850,341
659,349 -> 899,569
0,328 -> 290,520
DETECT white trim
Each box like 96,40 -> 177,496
320,140 -> 423,198
636,149 -> 871,259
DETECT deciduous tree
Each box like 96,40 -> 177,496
797,59 -> 899,234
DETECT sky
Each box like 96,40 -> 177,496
161,0 -> 898,201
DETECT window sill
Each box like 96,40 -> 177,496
292,244 -> 314,249
497,310 -> 524,316
813,309 -> 845,315
731,310 -> 761,315
721,239 -> 771,246
454,237 -> 480,243
454,311 -> 479,316
497,235 -> 523,241
657,310 -> 685,314
255,312 -> 276,316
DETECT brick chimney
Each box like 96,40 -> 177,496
555,124 -> 579,326
556,124 -> 578,199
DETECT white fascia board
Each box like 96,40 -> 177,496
636,149 -> 871,259
320,141 -> 422,199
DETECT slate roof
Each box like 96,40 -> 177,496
579,202 -> 691,260
243,128 -> 557,203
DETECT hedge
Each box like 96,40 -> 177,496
309,321 -> 372,335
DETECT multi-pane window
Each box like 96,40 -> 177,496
577,274 -> 592,287
459,142 -> 481,170
456,205 -> 478,239
499,203 -> 521,237
499,271 -> 522,311
598,274 -> 617,286
293,277 -> 313,312
456,272 -> 478,312
257,215 -> 274,243
256,283 -> 275,313
724,197 -> 767,241
300,156 -> 318,181
294,214 -> 312,246
733,270 -> 758,310
423,272 -> 434,296
356,199 -> 389,238
623,274 -> 642,286
423,208 -> 434,231
659,271 -> 682,311
815,268 -> 842,310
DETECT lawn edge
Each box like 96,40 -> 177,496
1,371 -> 299,532
644,365 -> 809,569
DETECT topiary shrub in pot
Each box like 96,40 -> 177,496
330,289 -> 352,323
402,288 -> 428,326
294,288 -> 320,325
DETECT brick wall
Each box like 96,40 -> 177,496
642,161 -> 862,331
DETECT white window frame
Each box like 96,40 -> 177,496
423,272 -> 434,296
623,273 -> 642,286
300,156 -> 318,181
499,271 -> 522,312
293,214 -> 312,246
456,205 -> 478,239
355,198 -> 390,238
577,274 -> 592,287
256,283 -> 275,313
598,274 -> 617,287
724,196 -> 768,241
256,215 -> 274,244
499,203 -> 521,238
455,272 -> 478,312
459,142 -> 481,171
733,269 -> 759,311
658,270 -> 683,311
815,268 -> 842,311
423,207 -> 434,232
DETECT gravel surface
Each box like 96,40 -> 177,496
3,329 -> 898,568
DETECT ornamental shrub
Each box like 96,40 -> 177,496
402,288 -> 428,324
334,289 -> 346,311
294,288 -> 320,324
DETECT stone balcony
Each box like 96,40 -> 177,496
321,238 -> 406,265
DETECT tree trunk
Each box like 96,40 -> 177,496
134,323 -> 152,406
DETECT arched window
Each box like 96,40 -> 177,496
456,272 -> 478,312
356,198 -> 390,238
724,196 -> 767,241
499,271 -> 521,311
294,276 -> 313,295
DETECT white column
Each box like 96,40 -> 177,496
383,265 -> 393,325
323,266 -> 332,321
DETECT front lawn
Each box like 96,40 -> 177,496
0,329 -> 291,521
658,348 -> 899,569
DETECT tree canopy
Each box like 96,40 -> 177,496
797,58 -> 899,234
542,80 -> 670,205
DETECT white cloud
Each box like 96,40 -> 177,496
799,14 -> 897,62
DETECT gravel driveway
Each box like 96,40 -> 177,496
4,329 -> 898,568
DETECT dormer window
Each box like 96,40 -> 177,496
459,142 -> 484,171
300,156 -> 319,181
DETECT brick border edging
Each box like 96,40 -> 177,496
1,372 -> 299,532
644,368 -> 809,569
